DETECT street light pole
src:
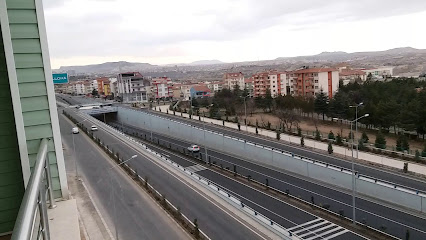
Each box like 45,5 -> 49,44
109,154 -> 137,240
348,113 -> 369,225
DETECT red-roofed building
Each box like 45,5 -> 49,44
190,85 -> 211,99
288,68 -> 339,98
252,71 -> 283,97
224,72 -> 245,90
151,77 -> 173,99
339,69 -> 366,85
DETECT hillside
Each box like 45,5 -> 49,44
54,47 -> 426,78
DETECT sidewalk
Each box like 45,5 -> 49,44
48,199 -> 80,240
67,173 -> 114,240
155,105 -> 426,177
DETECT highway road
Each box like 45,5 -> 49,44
107,118 -> 426,240
59,95 -> 426,193
145,108 -> 426,193
59,95 -> 426,239
62,109 -> 274,240
64,108 -> 372,240
59,110 -> 190,240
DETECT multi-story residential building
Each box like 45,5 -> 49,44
252,71 -> 282,98
181,84 -> 195,100
205,81 -> 223,94
244,78 -> 254,97
339,69 -> 366,85
362,67 -> 394,79
151,77 -> 173,99
96,77 -> 109,95
109,78 -> 117,96
117,72 -> 151,103
290,68 -> 339,98
224,72 -> 245,90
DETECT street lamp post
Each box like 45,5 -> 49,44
72,118 -> 87,179
349,113 -> 369,224
242,95 -> 248,131
109,154 -> 137,240
350,103 -> 363,159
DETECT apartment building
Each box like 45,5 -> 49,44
205,81 -> 223,93
244,78 -> 254,97
362,67 -> 394,79
252,71 -> 282,98
180,84 -> 194,100
290,68 -> 339,98
151,77 -> 173,99
339,69 -> 366,85
224,72 -> 245,90
117,72 -> 151,102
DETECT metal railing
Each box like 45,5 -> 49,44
11,138 -> 56,240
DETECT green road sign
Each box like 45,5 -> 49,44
53,73 -> 68,84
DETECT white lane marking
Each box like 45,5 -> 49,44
73,112 -> 269,240
185,164 -> 208,173
305,227 -> 347,240
287,218 -> 323,231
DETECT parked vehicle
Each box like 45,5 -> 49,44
72,127 -> 79,134
91,125 -> 98,131
187,144 -> 200,152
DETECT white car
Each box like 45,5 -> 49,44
91,125 -> 98,131
72,127 -> 79,134
187,145 -> 200,153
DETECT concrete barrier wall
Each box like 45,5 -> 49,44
116,107 -> 426,213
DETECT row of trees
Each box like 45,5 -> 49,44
184,77 -> 426,141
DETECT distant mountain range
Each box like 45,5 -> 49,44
275,47 -> 426,62
55,61 -> 157,75
54,47 -> 426,77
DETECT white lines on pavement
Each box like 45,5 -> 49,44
288,218 -> 348,240
184,164 -> 208,173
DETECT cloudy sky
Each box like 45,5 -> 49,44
43,0 -> 426,68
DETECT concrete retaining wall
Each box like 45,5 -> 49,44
116,107 -> 426,213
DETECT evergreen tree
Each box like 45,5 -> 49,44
315,128 -> 321,140
301,136 -> 305,147
314,89 -> 329,120
297,127 -> 302,136
328,130 -> 335,140
361,131 -> 369,143
415,150 -> 421,162
375,131 -> 387,149
336,133 -> 343,145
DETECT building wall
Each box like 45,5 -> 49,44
0,0 -> 68,234
0,22 -> 24,235
318,72 -> 329,95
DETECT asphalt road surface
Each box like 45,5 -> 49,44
59,110 -> 190,240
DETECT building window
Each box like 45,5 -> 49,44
314,73 -> 318,77
315,80 -> 318,83
315,86 -> 319,89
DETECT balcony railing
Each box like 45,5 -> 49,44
11,138 -> 56,240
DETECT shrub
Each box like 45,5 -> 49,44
297,127 -> 302,136
361,131 -> 369,143
336,133 -> 343,145
375,131 -> 387,149
301,136 -> 305,147
315,128 -> 321,141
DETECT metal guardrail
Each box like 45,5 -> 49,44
11,138 -> 56,240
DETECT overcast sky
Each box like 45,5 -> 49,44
43,0 -> 426,68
